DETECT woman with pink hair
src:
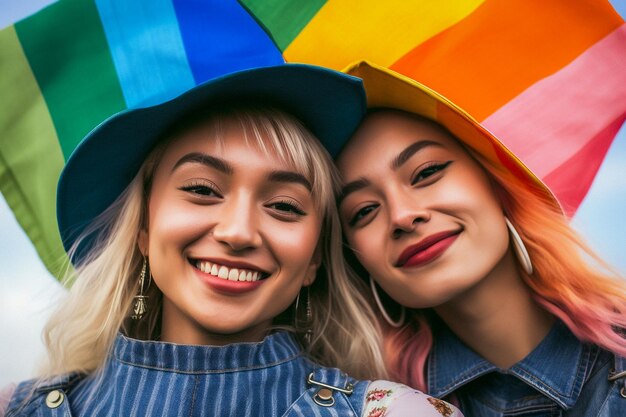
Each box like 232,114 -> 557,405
333,61 -> 626,416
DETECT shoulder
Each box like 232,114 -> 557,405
0,383 -> 16,417
362,380 -> 463,417
3,374 -> 84,417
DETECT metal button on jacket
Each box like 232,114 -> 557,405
45,390 -> 64,409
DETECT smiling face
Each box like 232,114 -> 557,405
140,114 -> 322,345
337,110 -> 511,309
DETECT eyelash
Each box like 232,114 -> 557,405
178,180 -> 221,198
268,199 -> 306,217
348,160 -> 453,227
179,182 -> 306,218
411,160 -> 453,185
348,204 -> 379,227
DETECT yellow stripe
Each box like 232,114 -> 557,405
284,0 -> 485,69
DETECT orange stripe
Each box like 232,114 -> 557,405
390,0 -> 623,121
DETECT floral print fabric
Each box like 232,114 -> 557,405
362,381 -> 461,417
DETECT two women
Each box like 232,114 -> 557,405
2,64 -> 460,416
334,61 -> 626,416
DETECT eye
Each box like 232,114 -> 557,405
411,161 -> 453,185
267,199 -> 307,217
178,179 -> 222,198
349,204 -> 379,227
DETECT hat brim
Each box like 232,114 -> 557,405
342,61 -> 561,214
57,64 -> 366,260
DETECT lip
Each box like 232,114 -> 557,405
395,229 -> 461,268
189,256 -> 272,295
193,268 -> 267,295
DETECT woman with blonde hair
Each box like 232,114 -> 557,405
2,64 -> 461,417
333,61 -> 626,416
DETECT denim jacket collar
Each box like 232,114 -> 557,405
114,331 -> 302,373
428,320 -> 593,409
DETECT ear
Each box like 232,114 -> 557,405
138,230 -> 148,257
302,244 -> 322,287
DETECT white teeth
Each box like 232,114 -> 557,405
197,261 -> 212,273
218,266 -> 228,279
228,268 -> 239,281
196,260 -> 265,283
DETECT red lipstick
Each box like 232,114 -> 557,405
396,230 -> 461,268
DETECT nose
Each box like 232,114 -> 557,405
212,195 -> 262,251
388,195 -> 430,239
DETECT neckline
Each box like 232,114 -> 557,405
113,331 -> 302,373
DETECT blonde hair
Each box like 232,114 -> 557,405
39,106 -> 387,381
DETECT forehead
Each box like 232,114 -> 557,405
158,117 -> 296,170
337,110 -> 464,173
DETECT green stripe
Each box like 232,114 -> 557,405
15,0 -> 126,160
239,0 -> 326,51
0,26 -> 67,278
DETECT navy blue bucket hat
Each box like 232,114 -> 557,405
57,64 -> 366,263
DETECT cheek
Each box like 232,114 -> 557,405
147,199 -> 211,251
271,221 -> 321,269
347,227 -> 386,274
440,177 -> 510,265
450,165 -> 501,210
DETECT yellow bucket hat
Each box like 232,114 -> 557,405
343,61 -> 562,214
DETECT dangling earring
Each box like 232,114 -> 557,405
131,257 -> 151,320
294,287 -> 313,345
370,276 -> 406,328
505,216 -> 533,275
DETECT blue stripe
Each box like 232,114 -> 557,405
172,0 -> 284,84
95,0 -> 196,108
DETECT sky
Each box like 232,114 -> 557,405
1,0 -> 625,387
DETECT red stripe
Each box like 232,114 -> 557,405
482,25 -> 626,212
544,116 -> 626,216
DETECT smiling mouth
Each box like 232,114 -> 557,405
192,260 -> 269,282
395,229 -> 462,268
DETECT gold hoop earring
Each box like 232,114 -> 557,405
505,217 -> 533,275
131,257 -> 151,320
370,276 -> 406,328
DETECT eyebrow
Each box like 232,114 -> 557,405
391,140 -> 442,170
268,170 -> 312,191
172,154 -> 311,190
339,140 -> 443,204
338,177 -> 371,205
172,152 -> 233,175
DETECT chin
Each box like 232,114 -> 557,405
403,293 -> 457,309
396,278 -> 469,309
196,319 -> 252,335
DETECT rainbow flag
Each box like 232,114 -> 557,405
1,0 -> 625,278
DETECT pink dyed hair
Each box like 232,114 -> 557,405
382,145 -> 626,392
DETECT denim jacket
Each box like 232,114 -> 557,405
6,332 -> 370,416
428,320 -> 626,416
5,332 -> 464,417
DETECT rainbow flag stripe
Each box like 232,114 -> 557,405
1,0 -> 624,278
0,0 -> 283,275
